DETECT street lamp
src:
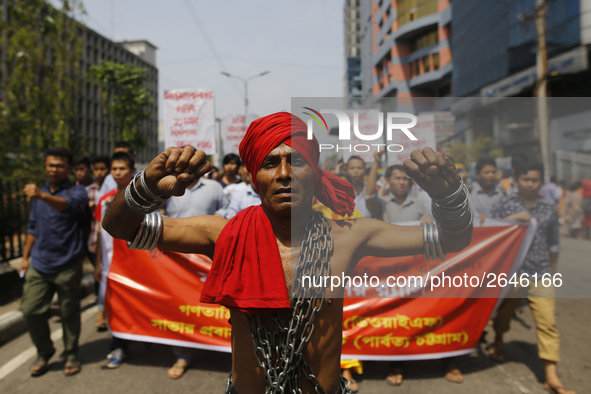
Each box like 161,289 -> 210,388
221,71 -> 270,119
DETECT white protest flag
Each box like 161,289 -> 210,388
164,89 -> 216,155
387,114 -> 436,166
220,114 -> 259,155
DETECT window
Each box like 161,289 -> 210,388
422,56 -> 430,73
411,29 -> 438,52
433,52 -> 440,70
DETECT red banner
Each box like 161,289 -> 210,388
105,221 -> 534,360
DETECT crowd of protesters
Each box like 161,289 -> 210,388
16,143 -> 586,394
325,151 -> 583,394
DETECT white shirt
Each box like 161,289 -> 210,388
354,184 -> 373,218
217,184 -> 261,219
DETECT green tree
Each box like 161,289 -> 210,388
89,61 -> 153,150
444,136 -> 503,168
0,0 -> 84,183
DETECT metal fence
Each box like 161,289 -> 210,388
0,181 -> 31,263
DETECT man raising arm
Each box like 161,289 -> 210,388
103,113 -> 472,394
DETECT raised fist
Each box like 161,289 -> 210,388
403,147 -> 460,200
143,147 -> 212,197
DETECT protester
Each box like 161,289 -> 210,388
365,150 -> 431,223
163,173 -> 224,219
91,156 -> 111,190
161,167 -> 224,379
103,112 -> 472,393
205,166 -> 220,180
500,153 -> 528,196
216,162 -> 248,218
96,141 -> 136,203
470,157 -> 504,224
365,153 -> 460,386
218,153 -> 242,188
489,161 -> 575,394
19,147 -> 88,377
564,182 -> 584,239
346,155 -> 374,218
541,176 -> 564,206
455,163 -> 472,192
215,169 -> 260,219
73,156 -> 98,265
94,151 -> 136,368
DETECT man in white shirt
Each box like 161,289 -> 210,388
346,156 -> 373,217
216,170 -> 260,219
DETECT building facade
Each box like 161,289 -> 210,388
367,0 -> 452,102
345,0 -> 362,106
0,0 -> 158,164
78,32 -> 159,163
451,0 -> 591,180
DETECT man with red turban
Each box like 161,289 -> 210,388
104,112 -> 472,394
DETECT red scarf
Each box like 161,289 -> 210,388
200,112 -> 355,313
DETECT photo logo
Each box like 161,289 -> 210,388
303,108 -> 419,153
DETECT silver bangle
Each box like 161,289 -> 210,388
423,222 -> 431,261
140,169 -> 169,202
431,182 -> 472,231
423,222 -> 446,261
127,212 -> 163,251
124,172 -> 162,214
432,177 -> 465,204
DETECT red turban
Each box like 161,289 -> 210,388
239,112 -> 355,217
200,112 -> 355,313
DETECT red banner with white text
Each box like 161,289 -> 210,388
105,221 -> 534,359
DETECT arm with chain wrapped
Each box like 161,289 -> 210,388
103,147 -> 228,257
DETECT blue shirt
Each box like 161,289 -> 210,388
27,179 -> 88,273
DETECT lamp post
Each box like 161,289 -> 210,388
221,71 -> 270,119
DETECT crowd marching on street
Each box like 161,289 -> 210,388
15,136 -> 590,394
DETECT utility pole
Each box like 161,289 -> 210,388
534,0 -> 550,182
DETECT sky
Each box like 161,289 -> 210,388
69,0 -> 347,121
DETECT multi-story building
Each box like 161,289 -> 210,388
77,33 -> 159,163
364,0 -> 452,105
344,0 -> 362,106
0,0 -> 158,164
451,0 -> 591,180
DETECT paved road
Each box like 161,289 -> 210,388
1,237 -> 590,393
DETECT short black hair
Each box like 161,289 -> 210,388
73,155 -> 91,168
46,147 -> 73,165
386,165 -> 406,179
570,181 -> 582,191
347,156 -> 365,167
111,151 -> 135,170
115,141 -> 135,154
511,153 -> 528,169
476,157 -> 497,174
223,153 -> 241,166
514,161 -> 544,180
91,155 -> 111,169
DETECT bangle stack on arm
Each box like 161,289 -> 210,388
124,170 -> 170,251
423,178 -> 473,261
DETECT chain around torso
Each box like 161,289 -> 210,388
230,212 -> 359,394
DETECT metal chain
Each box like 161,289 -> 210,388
234,211 -> 349,394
